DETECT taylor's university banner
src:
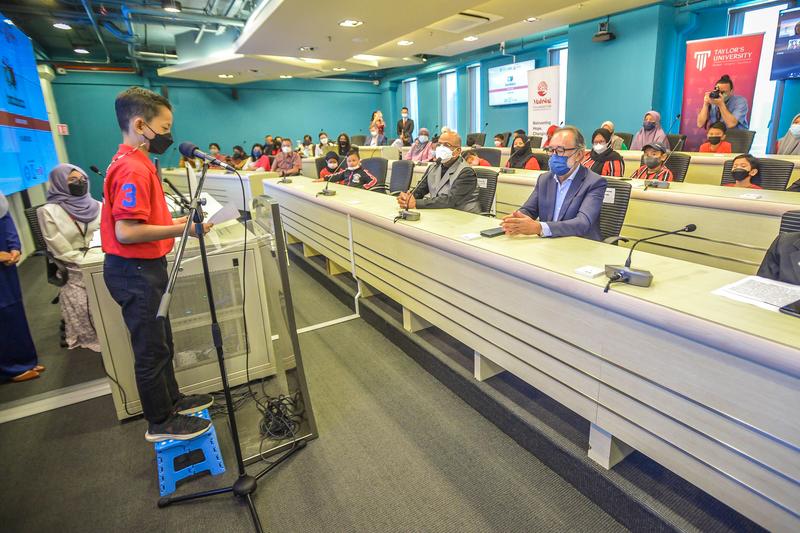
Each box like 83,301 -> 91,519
527,66 -> 559,138
680,33 -> 764,151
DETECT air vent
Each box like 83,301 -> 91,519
427,12 -> 491,34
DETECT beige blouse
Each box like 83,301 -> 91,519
37,202 -> 102,265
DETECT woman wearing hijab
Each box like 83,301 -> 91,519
37,164 -> 102,352
601,121 -> 628,150
337,133 -> 353,157
1,192 -> 43,382
505,135 -> 541,170
777,113 -> 800,155
630,110 -> 670,151
404,127 -> 435,162
582,129 -> 625,177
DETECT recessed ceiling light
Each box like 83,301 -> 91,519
338,19 -> 363,28
353,54 -> 379,61
53,23 -> 72,30
300,57 -> 322,64
523,17 -> 539,22
162,0 -> 182,13
3,19 -> 14,26
463,35 -> 479,42
298,46 -> 314,52
279,75 -> 293,79
332,67 -> 347,71
397,40 -> 414,46
217,74 -> 234,79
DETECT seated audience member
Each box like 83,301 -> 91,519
777,113 -> 800,155
245,143 -> 271,171
208,143 -> 227,167
1,192 -> 43,383
757,231 -> 800,285
696,74 -> 749,130
273,138 -> 302,177
463,150 -> 490,167
179,155 -> 197,169
631,111 -> 670,151
501,126 -> 607,241
337,133 -> 352,157
38,164 -> 101,352
397,131 -> 480,213
725,154 -> 762,189
699,122 -> 732,153
271,136 -> 284,156
506,135 -> 541,170
264,135 -> 274,150
317,132 -> 333,155
367,124 -> 388,146
404,128 -> 435,162
542,124 -> 558,148
582,129 -> 625,177
630,143 -> 674,181
371,110 -> 386,136
316,151 -> 342,182
493,134 -> 506,147
298,134 -> 315,157
601,121 -> 628,150
230,145 -> 247,170
328,149 -> 377,190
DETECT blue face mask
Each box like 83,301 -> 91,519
643,121 -> 656,131
549,154 -> 571,176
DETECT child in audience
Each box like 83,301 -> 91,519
699,122 -> 732,153
493,134 -> 505,147
463,150 -> 491,167
328,149 -> 377,190
337,133 -> 352,156
316,151 -> 341,181
724,153 -> 762,189
630,142 -> 674,181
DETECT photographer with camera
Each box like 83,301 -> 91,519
696,74 -> 749,130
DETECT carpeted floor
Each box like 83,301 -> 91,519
0,260 -> 625,533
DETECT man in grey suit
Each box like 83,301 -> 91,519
758,232 -> 800,285
396,107 -> 415,146
501,126 -> 607,241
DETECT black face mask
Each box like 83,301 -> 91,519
708,136 -> 722,146
144,123 -> 173,155
731,168 -> 750,181
339,140 -> 348,146
68,180 -> 88,197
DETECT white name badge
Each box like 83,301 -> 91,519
603,188 -> 616,204
477,177 -> 488,188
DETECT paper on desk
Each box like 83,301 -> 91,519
713,275 -> 800,312
207,202 -> 239,225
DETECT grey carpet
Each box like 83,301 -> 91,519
0,261 -> 625,533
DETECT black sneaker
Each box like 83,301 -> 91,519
173,394 -> 214,415
145,414 -> 212,443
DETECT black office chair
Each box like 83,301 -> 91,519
388,160 -> 414,195
466,132 -> 486,146
314,156 -> 339,179
666,134 -> 687,151
474,167 -> 498,217
528,135 -> 542,149
531,152 -> 549,171
473,148 -> 501,167
639,152 -> 691,183
362,157 -> 389,192
26,206 -> 66,292
598,178 -> 632,244
780,210 -> 800,233
617,132 -> 634,149
351,134 -> 366,146
725,129 -> 756,153
720,158 -> 793,191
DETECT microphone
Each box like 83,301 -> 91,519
89,165 -> 105,177
179,142 -> 236,172
317,156 -> 346,197
666,113 -> 681,134
643,136 -> 686,190
604,224 -> 697,289
395,158 -> 441,222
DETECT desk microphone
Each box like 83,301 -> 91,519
666,113 -> 681,135
395,158 -> 440,222
164,177 -> 190,208
317,166 -> 342,197
604,224 -> 697,289
89,165 -> 105,177
179,141 -> 236,172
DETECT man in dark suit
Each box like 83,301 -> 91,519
397,107 -> 415,146
501,126 -> 607,240
758,232 -> 800,285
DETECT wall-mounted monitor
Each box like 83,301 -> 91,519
487,59 -> 536,106
0,14 -> 58,195
771,6 -> 800,80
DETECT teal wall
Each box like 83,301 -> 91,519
51,72 -> 381,198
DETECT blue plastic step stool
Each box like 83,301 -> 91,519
153,409 -> 226,496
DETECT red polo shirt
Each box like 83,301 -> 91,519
101,144 -> 175,259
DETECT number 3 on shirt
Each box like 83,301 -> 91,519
121,183 -> 137,207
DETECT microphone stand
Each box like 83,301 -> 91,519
156,162 -> 305,533
395,159 -> 439,223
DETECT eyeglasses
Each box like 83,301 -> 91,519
543,146 -> 579,156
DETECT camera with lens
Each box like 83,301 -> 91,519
709,87 -> 721,99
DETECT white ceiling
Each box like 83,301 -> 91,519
158,0 -> 658,84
